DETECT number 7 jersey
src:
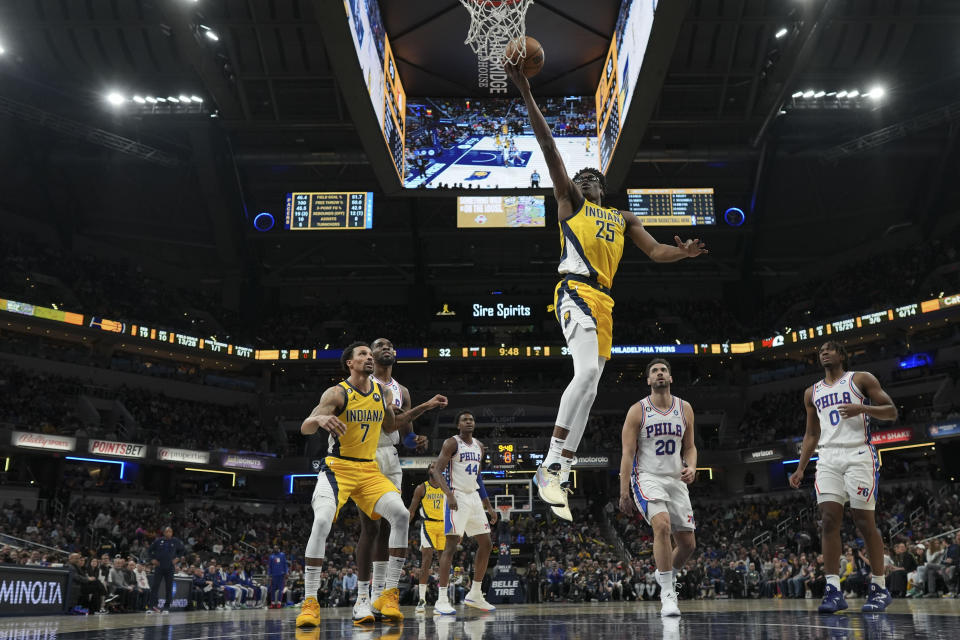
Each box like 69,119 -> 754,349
634,395 -> 686,478
327,379 -> 386,461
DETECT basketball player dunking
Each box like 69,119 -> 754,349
431,411 -> 499,614
618,359 -> 697,617
789,341 -> 898,613
505,63 -> 708,520
296,343 -> 409,627
356,337 -> 447,621
408,462 -> 450,614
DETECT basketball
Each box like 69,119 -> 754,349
505,36 -> 544,78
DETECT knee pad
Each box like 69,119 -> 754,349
305,497 -> 335,559
374,492 -> 409,548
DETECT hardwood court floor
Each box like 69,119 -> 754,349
3,598 -> 960,639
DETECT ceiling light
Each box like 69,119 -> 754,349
792,91 -> 803,98
145,96 -> 157,103
836,90 -> 848,98
190,95 -> 203,103
201,26 -> 219,41
867,85 -> 885,100
167,96 -> 180,103
775,27 -> 789,39
132,95 -> 146,104
826,92 -> 837,97
814,91 -> 825,98
847,89 -> 860,98
106,92 -> 125,106
802,90 -> 815,98
0,45 -> 5,55
156,97 -> 167,102
178,95 -> 190,103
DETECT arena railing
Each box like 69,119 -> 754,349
0,532 -> 69,557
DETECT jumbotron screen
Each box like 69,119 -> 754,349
457,196 -> 545,228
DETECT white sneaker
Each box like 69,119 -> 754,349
434,599 -> 456,616
660,591 -> 681,617
415,599 -> 426,614
352,599 -> 375,624
464,593 -> 496,611
535,464 -> 566,506
550,502 -> 573,521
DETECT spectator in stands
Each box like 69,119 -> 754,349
887,542 -> 916,597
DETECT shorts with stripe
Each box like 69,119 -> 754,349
444,490 -> 491,538
312,456 -> 400,521
631,472 -> 695,532
815,445 -> 879,510
554,278 -> 614,360
420,520 -> 447,551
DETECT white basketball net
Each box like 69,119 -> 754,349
460,0 -> 533,66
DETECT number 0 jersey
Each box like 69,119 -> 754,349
419,481 -> 446,521
557,199 -> 625,290
372,375 -> 403,448
812,371 -> 869,447
634,396 -> 686,478
447,435 -> 483,493
327,379 -> 386,461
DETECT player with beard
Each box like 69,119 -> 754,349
354,337 -> 447,622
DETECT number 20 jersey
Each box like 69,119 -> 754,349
813,371 -> 869,447
634,396 -> 686,478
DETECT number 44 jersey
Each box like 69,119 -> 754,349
634,395 -> 686,479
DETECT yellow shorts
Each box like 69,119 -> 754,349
317,457 -> 400,521
420,521 -> 447,551
553,279 -> 614,359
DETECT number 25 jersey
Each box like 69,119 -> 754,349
328,380 -> 386,461
557,200 -> 625,290
634,396 -> 686,478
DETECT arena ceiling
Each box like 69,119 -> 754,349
0,0 -> 958,308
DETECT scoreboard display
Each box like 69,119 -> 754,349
627,188 -> 716,226
284,192 -> 373,230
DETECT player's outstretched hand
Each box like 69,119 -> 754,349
428,395 -> 449,410
788,469 -> 804,489
680,466 -> 696,484
618,493 -> 635,516
312,415 -> 347,437
414,434 -> 429,452
674,236 -> 708,257
503,61 -> 530,91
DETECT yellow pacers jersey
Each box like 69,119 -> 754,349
329,380 -> 386,461
558,199 -> 625,290
420,482 -> 446,521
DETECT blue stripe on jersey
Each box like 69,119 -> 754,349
555,286 -> 597,325
443,499 -> 454,535
323,466 -> 341,520
630,454 -> 649,518
560,219 -> 599,280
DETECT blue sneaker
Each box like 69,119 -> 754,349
861,582 -> 893,612
818,584 -> 848,613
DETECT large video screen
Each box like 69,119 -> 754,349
404,96 -> 596,189
344,0 -> 406,181
457,195 -> 546,228
596,0 -> 658,172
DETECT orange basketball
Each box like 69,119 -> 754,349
505,36 -> 544,78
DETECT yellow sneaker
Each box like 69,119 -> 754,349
295,630 -> 320,640
295,597 -> 321,628
372,588 -> 403,622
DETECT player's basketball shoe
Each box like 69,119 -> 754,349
295,597 -> 321,627
535,463 -> 566,506
415,599 -> 426,614
464,592 -> 496,611
352,599 -> 375,625
817,584 -> 848,613
294,628 -> 321,640
660,590 -> 681,617
372,588 -> 403,622
433,598 -> 456,616
861,583 -> 893,612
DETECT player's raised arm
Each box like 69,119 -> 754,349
618,402 -> 643,514
431,437 -> 460,510
679,401 -> 698,484
504,63 -> 578,210
394,385 -> 446,448
622,210 -> 708,263
789,386 -> 821,488
845,372 -> 897,422
301,386 -> 347,436
408,482 -> 426,524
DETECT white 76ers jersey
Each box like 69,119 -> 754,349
634,396 -> 686,478
448,435 -> 483,493
372,375 -> 403,447
813,371 -> 869,447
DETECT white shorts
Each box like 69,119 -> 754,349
375,445 -> 402,491
631,473 -> 695,532
815,445 -> 879,511
443,490 -> 491,538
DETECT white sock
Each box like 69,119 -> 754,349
304,565 -> 323,601
826,574 -> 841,590
544,437 -> 566,467
371,561 -> 388,600
468,581 -> 482,596
357,580 -> 369,602
437,586 -> 449,602
871,575 -> 885,588
385,556 -> 405,591
418,583 -> 427,600
656,570 -> 674,593
559,456 -> 574,484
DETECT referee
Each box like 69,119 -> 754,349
148,526 -> 185,613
